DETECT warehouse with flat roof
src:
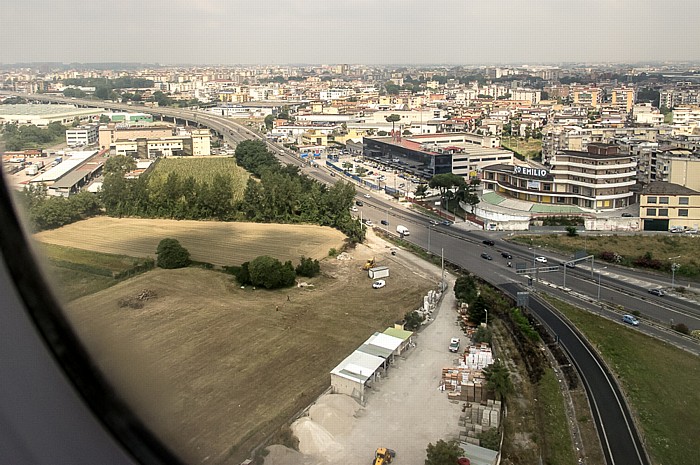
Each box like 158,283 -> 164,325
0,104 -> 104,126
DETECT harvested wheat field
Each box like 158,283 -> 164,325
34,217 -> 345,266
63,233 -> 434,465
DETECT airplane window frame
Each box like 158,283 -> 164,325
0,174 -> 185,465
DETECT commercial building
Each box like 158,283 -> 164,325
363,132 -> 507,180
481,144 -> 636,210
65,123 -> 99,147
99,123 -> 175,150
639,182 -> 700,231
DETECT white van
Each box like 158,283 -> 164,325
396,225 -> 410,236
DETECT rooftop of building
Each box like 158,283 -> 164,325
641,181 -> 699,196
0,104 -> 101,116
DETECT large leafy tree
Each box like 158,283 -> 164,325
425,439 -> 463,465
156,238 -> 191,269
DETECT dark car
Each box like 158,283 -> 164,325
621,212 -> 633,217
355,200 -> 363,206
440,220 -> 452,226
560,261 -> 575,268
482,240 -> 495,246
501,251 -> 512,259
480,253 -> 492,260
648,288 -> 665,296
380,219 -> 389,225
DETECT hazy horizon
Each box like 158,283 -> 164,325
2,1 -> 700,66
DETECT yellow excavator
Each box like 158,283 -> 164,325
362,256 -> 376,271
373,448 -> 396,464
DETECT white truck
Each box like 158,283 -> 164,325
24,164 -> 39,176
396,225 -> 410,236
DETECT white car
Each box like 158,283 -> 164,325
535,256 -> 548,263
372,279 -> 386,289
364,220 -> 373,227
364,193 -> 371,198
350,206 -> 358,212
449,337 -> 460,352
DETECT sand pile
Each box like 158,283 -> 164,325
263,444 -> 315,465
309,394 -> 361,436
291,417 -> 343,460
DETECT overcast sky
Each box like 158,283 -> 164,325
2,0 -> 699,65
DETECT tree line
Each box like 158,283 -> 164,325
97,140 -> 365,241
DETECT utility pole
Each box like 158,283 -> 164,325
441,247 -> 445,291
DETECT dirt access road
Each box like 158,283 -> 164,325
265,259 -> 465,464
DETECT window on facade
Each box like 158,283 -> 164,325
659,197 -> 669,204
658,208 -> 669,216
647,196 -> 657,204
679,209 -> 689,217
679,197 -> 689,205
647,208 -> 657,216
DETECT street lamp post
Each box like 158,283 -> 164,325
668,256 -> 681,288
597,266 -> 608,301
485,309 -> 488,327
671,263 -> 680,288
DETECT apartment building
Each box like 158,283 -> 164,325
639,182 -> 700,231
651,148 -> 700,191
672,106 -> 700,126
571,87 -> 602,109
610,87 -> 635,113
482,144 -> 636,210
65,124 -> 99,147
633,103 -> 664,125
659,85 -> 700,109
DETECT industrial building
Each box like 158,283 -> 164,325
29,150 -> 105,197
0,104 -> 103,126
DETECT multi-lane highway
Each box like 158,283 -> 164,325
12,92 -> 698,465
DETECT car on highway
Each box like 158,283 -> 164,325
364,193 -> 371,198
449,337 -> 460,353
648,288 -> 665,296
622,314 -> 640,326
482,240 -> 495,246
560,261 -> 575,268
440,220 -> 452,226
355,200 -> 364,206
372,279 -> 386,289
380,219 -> 389,225
535,256 -> 548,263
429,219 -> 439,226
480,253 -> 492,260
501,251 -> 512,259
350,206 -> 358,212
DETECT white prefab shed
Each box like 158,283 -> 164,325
330,351 -> 386,404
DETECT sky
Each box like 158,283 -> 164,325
2,0 -> 700,66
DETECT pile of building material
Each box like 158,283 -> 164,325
415,288 -> 442,322
463,343 -> 493,370
441,367 -> 488,402
459,400 -> 502,446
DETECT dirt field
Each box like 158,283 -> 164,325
63,231 -> 435,464
34,217 -> 346,266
